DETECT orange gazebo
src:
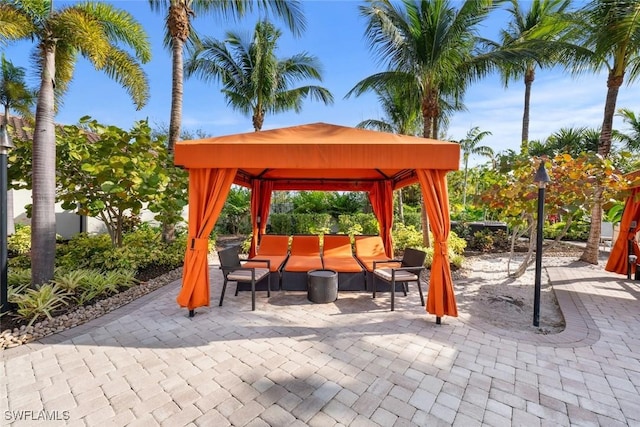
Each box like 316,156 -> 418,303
173,122 -> 460,323
606,170 -> 640,276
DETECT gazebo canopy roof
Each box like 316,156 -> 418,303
174,122 -> 460,190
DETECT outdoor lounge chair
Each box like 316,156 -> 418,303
354,235 -> 396,291
322,235 -> 365,290
244,234 -> 290,290
218,246 -> 270,311
373,248 -> 426,311
282,235 -> 323,290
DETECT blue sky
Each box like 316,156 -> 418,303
2,0 -> 638,161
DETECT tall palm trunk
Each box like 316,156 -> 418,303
168,37 -> 184,154
3,108 -> 14,235
581,71 -> 622,264
31,44 -> 57,285
522,67 -> 534,144
419,89 -> 438,248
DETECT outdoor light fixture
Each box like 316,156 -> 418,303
1,124 -> 14,314
533,160 -> 550,327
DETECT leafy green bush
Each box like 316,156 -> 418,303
337,213 -> 379,235
401,212 -> 421,229
268,213 -> 333,235
391,224 -> 465,269
13,284 -> 71,326
8,225 -> 32,255
56,227 -> 188,272
392,224 -> 423,253
468,229 -> 510,252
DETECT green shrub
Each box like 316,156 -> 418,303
337,213 -> 379,235
13,284 -> 71,326
400,212 -> 421,229
8,225 -> 32,255
392,224 -> 423,253
468,229 -> 510,252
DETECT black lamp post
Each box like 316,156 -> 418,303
1,124 -> 14,314
533,160 -> 550,327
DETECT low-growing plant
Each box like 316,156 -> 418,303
75,271 -> 112,305
53,269 -> 94,292
7,225 -> 32,255
8,268 -> 31,288
13,284 -> 72,326
337,213 -> 379,235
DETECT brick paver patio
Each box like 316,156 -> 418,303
2,260 -> 640,426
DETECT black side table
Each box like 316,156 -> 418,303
307,269 -> 338,303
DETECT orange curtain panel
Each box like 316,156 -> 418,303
368,180 -> 394,258
417,169 -> 458,319
249,180 -> 274,258
177,168 -> 238,311
605,188 -> 640,275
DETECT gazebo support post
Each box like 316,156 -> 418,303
436,317 -> 441,325
189,309 -> 195,318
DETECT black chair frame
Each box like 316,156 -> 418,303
218,246 -> 271,311
373,247 -> 426,312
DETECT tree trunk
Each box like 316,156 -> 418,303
3,109 -> 14,234
162,37 -> 184,243
462,156 -> 469,208
31,44 -> 57,286
581,70 -> 622,264
521,66 -> 534,144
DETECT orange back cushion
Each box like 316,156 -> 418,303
323,235 -> 353,257
258,235 -> 290,255
290,235 -> 321,256
355,235 -> 387,258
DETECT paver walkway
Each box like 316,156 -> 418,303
2,261 -> 640,426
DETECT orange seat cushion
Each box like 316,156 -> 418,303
284,255 -> 323,272
322,256 -> 363,273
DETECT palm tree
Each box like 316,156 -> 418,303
185,20 -> 333,131
615,108 -> 640,152
0,54 -> 35,121
0,54 -> 36,236
148,0 -> 305,148
0,1 -> 151,285
347,0 -> 525,246
567,0 -> 640,264
497,0 -> 573,144
459,127 -> 494,208
356,83 -> 422,224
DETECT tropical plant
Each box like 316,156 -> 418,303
348,0 -> 529,246
148,0 -> 305,149
496,0 -> 573,144
355,83 -> 422,225
0,0 -> 151,285
1,53 -> 36,235
458,126 -> 494,208
217,186 -> 251,234
185,20 -> 333,131
615,108 -> 640,152
13,283 -> 71,326
565,0 -> 640,264
53,118 -> 185,247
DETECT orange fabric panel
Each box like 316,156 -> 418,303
174,123 -> 460,171
290,235 -> 321,256
322,257 -> 363,273
323,235 -> 353,257
257,235 -> 290,255
369,181 -> 393,257
417,169 -> 457,318
177,168 -> 237,311
606,188 -> 640,275
244,255 -> 288,272
249,180 -> 274,257
284,256 -> 323,272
